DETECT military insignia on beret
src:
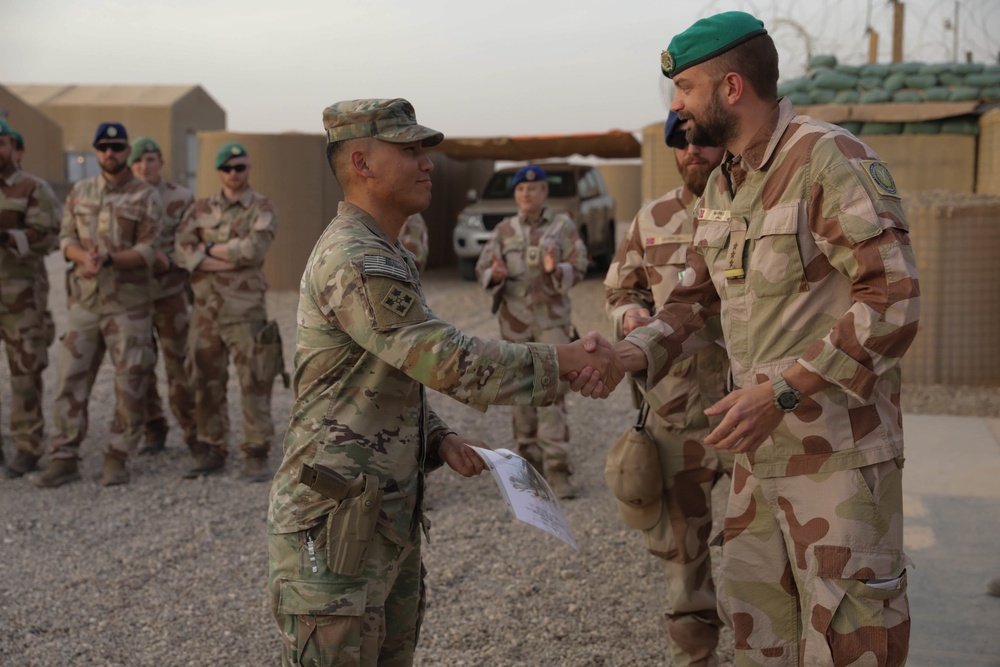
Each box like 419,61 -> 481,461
381,284 -> 417,317
107,127 -> 118,137
660,50 -> 675,74
525,170 -> 536,181
861,160 -> 898,198
231,146 -> 241,155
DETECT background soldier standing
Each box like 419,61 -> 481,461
0,119 -> 59,478
398,212 -> 428,274
175,142 -> 278,482
474,165 -> 588,498
128,136 -> 197,456
604,112 -> 731,667
34,122 -> 161,488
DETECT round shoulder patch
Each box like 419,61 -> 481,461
865,161 -> 897,196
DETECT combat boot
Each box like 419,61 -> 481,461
31,458 -> 81,488
547,470 -> 577,500
138,418 -> 168,456
183,446 -> 226,479
1,451 -> 40,479
242,456 -> 271,483
100,453 -> 130,486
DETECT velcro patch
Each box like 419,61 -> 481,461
364,274 -> 426,331
860,160 -> 899,198
381,284 -> 418,317
363,254 -> 410,281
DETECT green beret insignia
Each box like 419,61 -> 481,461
660,50 -> 675,75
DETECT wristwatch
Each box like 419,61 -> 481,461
771,376 -> 802,413
102,253 -> 114,268
205,241 -> 215,257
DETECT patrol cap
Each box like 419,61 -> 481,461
322,98 -> 443,147
128,136 -> 161,166
11,130 -> 24,151
664,111 -> 689,150
603,425 -> 663,530
661,11 -> 767,79
93,122 -> 128,146
511,165 -> 547,187
215,142 -> 248,169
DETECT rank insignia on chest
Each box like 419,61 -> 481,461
698,208 -> 730,222
381,284 -> 417,317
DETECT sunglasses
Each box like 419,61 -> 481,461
95,142 -> 129,153
218,164 -> 247,173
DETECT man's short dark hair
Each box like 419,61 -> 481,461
707,34 -> 779,101
327,140 -> 349,183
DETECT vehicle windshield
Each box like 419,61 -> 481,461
480,170 -> 578,199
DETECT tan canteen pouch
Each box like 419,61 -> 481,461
325,473 -> 384,577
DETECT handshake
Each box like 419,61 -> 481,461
556,332 -> 630,399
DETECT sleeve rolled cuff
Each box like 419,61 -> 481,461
798,339 -> 879,402
623,324 -> 673,391
530,343 -> 562,406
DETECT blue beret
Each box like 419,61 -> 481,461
93,122 -> 128,146
512,165 -> 547,187
664,112 -> 689,149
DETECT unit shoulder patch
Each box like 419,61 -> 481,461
860,160 -> 899,198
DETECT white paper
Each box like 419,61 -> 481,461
469,446 -> 578,550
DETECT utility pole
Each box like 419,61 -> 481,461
868,29 -> 880,64
953,2 -> 960,62
891,0 -> 905,63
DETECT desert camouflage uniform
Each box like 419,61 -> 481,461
267,201 -> 561,666
175,187 -> 276,459
604,186 -> 734,667
0,167 -> 59,463
144,179 -> 197,446
398,212 -> 428,273
49,172 -> 161,460
625,98 -> 918,666
474,209 -> 587,474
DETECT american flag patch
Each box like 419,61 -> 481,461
363,254 -> 409,281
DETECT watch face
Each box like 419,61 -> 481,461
777,391 -> 799,410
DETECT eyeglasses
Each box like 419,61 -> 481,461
218,164 -> 247,173
95,142 -> 129,153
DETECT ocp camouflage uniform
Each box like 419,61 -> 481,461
474,209 -> 587,475
175,187 -> 277,460
144,179 -> 197,447
49,172 -> 161,460
267,201 -> 561,666
625,98 -> 919,665
398,212 -> 428,273
0,167 -> 59,467
604,185 -> 734,667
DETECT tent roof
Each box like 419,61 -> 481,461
430,130 -> 641,160
7,84 -> 207,108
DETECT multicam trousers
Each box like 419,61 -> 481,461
643,411 -> 734,667
145,291 -> 196,444
269,519 -> 424,667
0,278 -> 48,458
49,302 -> 154,459
722,457 -> 910,666
189,318 -> 274,457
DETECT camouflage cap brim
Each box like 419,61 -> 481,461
323,98 -> 444,147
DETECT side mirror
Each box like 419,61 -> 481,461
466,189 -> 478,202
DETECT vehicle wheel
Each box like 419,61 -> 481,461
458,258 -> 477,281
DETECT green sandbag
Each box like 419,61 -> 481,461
883,73 -> 907,92
813,70 -> 859,90
949,87 -> 980,101
777,82 -> 795,98
938,72 -> 965,86
981,87 -> 1000,101
858,76 -> 884,91
860,122 -> 903,135
889,62 -> 922,75
965,73 -> 1000,87
953,63 -> 984,75
834,90 -> 861,104
939,118 -> 979,135
904,74 -> 938,89
809,88 -> 837,104
860,63 -> 891,77
786,91 -> 813,106
835,64 -> 862,76
919,63 -> 952,75
809,54 -> 837,69
789,77 -> 812,92
923,87 -> 952,102
892,89 -> 924,103
836,121 -> 863,135
902,121 -> 941,134
986,65 -> 1000,75
860,89 -> 893,104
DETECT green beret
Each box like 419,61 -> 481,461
322,98 -> 443,147
11,130 -> 24,151
0,118 -> 12,137
215,141 -> 248,169
661,11 -> 767,78
128,136 -> 161,166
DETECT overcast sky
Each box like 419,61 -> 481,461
3,0 -> 997,138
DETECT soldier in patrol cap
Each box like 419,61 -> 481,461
175,141 -> 279,482
34,122 -> 163,488
604,112 -> 732,666
128,136 -> 198,456
593,11 -> 919,665
474,164 -> 589,498
266,98 -> 622,666
0,119 -> 60,478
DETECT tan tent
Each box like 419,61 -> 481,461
0,84 -> 64,184
8,84 -> 224,188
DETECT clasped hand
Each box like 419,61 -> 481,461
557,332 -> 625,399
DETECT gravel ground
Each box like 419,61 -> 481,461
0,257 -> 997,667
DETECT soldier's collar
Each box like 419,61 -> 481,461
337,201 -> 394,245
519,207 -> 548,226
739,98 -> 793,172
101,169 -> 135,191
217,187 -> 253,208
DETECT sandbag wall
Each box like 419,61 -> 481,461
901,190 -> 1000,386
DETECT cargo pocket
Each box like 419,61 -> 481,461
278,578 -> 367,667
748,203 -> 808,297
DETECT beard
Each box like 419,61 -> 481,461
686,88 -> 737,150
100,156 -> 128,176
676,154 -> 714,197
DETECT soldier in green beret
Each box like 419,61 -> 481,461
597,10 -> 916,666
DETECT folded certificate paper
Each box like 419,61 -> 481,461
469,446 -> 578,550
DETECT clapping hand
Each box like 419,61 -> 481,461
490,253 -> 508,282
543,246 -> 557,274
557,332 -> 625,399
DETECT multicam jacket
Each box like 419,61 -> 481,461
0,168 -> 59,291
398,212 -> 428,273
60,172 -> 162,313
604,186 -> 729,427
474,209 -> 587,331
175,188 -> 276,324
268,202 -> 561,539
150,180 -> 194,301
625,98 -> 920,478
